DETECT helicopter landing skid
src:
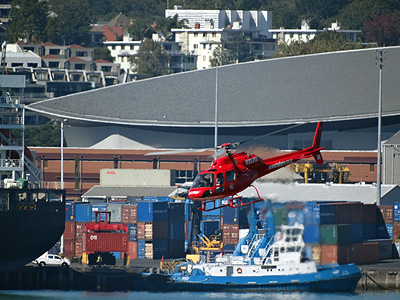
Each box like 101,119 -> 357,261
199,185 -> 263,212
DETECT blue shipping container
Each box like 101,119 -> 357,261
91,204 -> 108,221
128,223 -> 137,242
65,202 -> 76,222
303,202 -> 320,225
223,205 -> 248,225
137,240 -> 145,258
169,202 -> 185,223
137,202 -> 168,222
303,224 -> 320,244
319,204 -> 335,224
288,209 -> 304,226
201,220 -> 220,237
169,222 -> 185,240
75,203 -> 92,222
394,202 -> 400,222
363,223 -> 378,240
351,223 -> 363,244
153,239 -> 169,259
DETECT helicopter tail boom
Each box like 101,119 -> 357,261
311,121 -> 323,165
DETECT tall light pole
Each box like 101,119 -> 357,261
61,119 -> 67,190
214,61 -> 219,152
376,49 -> 384,206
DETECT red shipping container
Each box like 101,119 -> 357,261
122,205 -> 137,224
350,243 -> 379,265
379,206 -> 393,223
75,239 -> 83,257
64,222 -> 76,239
335,202 -> 363,224
393,222 -> 400,239
75,222 -> 87,239
362,204 -> 377,224
185,221 -> 189,239
63,238 -> 75,257
128,241 -> 137,259
320,245 -> 337,265
85,232 -> 129,252
137,222 -> 146,240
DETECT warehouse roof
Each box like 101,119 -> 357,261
82,185 -> 177,199
27,46 -> 400,128
239,182 -> 400,206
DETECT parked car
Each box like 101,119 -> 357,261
34,253 -> 70,267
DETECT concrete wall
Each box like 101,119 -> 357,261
100,169 -> 175,187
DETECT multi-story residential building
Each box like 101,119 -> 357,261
166,7 -> 277,69
105,33 -> 197,74
269,20 -> 361,45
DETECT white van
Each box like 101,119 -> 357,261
34,253 -> 70,267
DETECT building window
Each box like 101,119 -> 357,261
101,66 -> 111,72
203,33 -> 207,38
74,64 -> 85,70
370,164 -> 375,172
194,33 -> 198,37
76,51 -> 87,57
49,49 -> 60,55
48,61 -> 59,68
194,44 -> 198,49
27,63 -> 38,68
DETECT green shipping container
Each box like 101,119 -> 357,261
320,224 -> 352,245
272,206 -> 288,226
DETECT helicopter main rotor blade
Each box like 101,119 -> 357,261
236,123 -> 306,147
145,148 -> 212,156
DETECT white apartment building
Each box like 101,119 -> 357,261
166,7 -> 276,69
105,32 -> 197,74
269,20 -> 361,45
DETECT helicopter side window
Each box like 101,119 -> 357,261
192,173 -> 215,188
226,170 -> 236,182
215,173 -> 224,193
216,173 -> 224,186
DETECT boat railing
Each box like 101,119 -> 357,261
245,233 -> 265,260
260,237 -> 275,265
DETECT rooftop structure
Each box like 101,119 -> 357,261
269,20 -> 361,45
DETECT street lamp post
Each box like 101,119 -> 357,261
376,49 -> 384,206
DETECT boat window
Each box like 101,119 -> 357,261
280,247 -> 285,253
192,173 -> 215,188
226,170 -> 236,182
287,246 -> 296,252
216,173 -> 224,186
292,228 -> 302,236
0,194 -> 8,211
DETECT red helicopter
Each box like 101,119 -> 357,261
148,122 -> 324,211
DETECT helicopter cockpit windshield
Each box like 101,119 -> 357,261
192,173 -> 215,188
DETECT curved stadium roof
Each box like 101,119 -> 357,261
27,46 -> 400,149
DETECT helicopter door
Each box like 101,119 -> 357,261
215,173 -> 224,193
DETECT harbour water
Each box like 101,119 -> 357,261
0,291 -> 400,300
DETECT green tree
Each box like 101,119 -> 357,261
154,15 -> 188,40
364,14 -> 400,46
275,31 -> 364,58
210,46 -> 231,67
210,34 -> 254,66
7,0 -> 49,43
94,47 -> 113,62
24,121 -> 66,147
131,39 -> 169,77
46,0 -> 92,45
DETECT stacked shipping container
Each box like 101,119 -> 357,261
64,200 -> 187,261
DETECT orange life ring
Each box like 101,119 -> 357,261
237,267 -> 242,274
